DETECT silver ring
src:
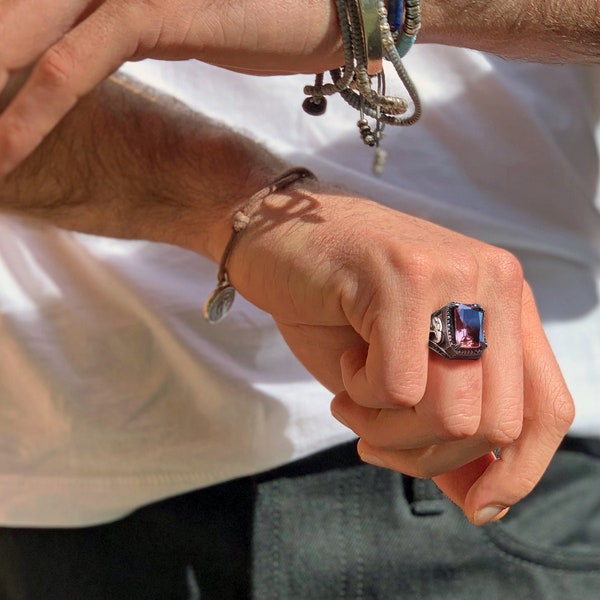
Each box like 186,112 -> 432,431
429,302 -> 487,360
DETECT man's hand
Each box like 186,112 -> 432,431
227,186 -> 575,525
0,72 -> 575,526
0,0 -> 600,177
0,0 -> 342,176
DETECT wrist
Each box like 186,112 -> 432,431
202,167 -> 318,323
223,184 -> 318,318
179,162 -> 294,265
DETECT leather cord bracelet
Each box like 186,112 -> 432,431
203,167 -> 317,324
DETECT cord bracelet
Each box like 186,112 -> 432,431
203,167 -> 317,324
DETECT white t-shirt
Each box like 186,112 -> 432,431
0,47 -> 599,526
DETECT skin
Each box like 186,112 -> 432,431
0,73 -> 575,525
0,0 -> 599,174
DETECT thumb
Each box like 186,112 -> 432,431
432,452 -> 507,524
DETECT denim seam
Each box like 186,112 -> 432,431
482,526 -> 600,573
270,479 -> 283,596
351,468 -> 365,599
336,473 -> 349,599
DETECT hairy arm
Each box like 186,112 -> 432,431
0,72 -> 289,263
422,0 -> 600,62
0,0 -> 598,177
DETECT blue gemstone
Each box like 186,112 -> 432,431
452,304 -> 484,349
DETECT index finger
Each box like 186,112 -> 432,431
0,0 -> 93,70
0,2 -> 135,175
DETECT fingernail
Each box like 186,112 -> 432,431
359,453 -> 386,468
473,505 -> 509,526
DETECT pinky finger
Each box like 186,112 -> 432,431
461,289 -> 575,525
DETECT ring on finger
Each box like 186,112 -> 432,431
429,302 -> 487,360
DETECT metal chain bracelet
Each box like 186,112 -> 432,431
302,0 -> 422,174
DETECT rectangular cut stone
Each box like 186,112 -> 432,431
452,304 -> 484,349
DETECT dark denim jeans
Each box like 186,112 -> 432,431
0,437 -> 599,599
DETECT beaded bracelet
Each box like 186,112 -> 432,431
203,167 -> 316,324
387,0 -> 404,33
395,0 -> 421,57
302,0 -> 422,174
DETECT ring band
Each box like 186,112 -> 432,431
429,302 -> 487,360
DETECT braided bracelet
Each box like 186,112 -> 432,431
203,167 -> 316,324
302,0 -> 422,174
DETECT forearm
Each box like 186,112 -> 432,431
421,0 -> 600,63
0,72 -> 289,262
211,1 -> 600,70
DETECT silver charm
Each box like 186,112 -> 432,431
203,284 -> 236,324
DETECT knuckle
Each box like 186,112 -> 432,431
432,372 -> 482,441
552,390 -> 576,432
401,250 -> 435,286
505,473 -> 540,504
1,116 -> 38,159
363,362 -> 426,411
37,45 -> 75,89
484,247 -> 524,290
448,251 -> 479,283
386,387 -> 425,409
521,281 -> 537,310
484,419 -> 523,447
438,411 -> 481,440
533,365 -> 575,434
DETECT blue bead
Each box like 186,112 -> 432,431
387,0 -> 404,33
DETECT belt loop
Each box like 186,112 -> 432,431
407,477 -> 447,516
